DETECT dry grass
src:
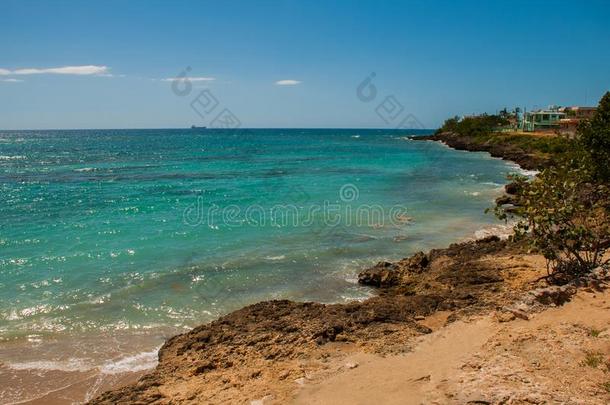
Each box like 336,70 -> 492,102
581,351 -> 604,368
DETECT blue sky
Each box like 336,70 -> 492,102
1,0 -> 609,129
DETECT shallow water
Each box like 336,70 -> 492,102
0,128 -> 522,389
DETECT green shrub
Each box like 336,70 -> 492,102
437,114 -> 509,136
578,91 -> 610,182
506,160 -> 610,282
494,92 -> 610,283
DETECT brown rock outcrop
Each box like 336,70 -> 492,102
413,132 -> 547,170
90,236 -> 536,404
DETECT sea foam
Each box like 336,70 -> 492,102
100,347 -> 160,374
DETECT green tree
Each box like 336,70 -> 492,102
578,91 -> 610,182
505,162 -> 610,283
495,92 -> 610,283
436,113 -> 509,136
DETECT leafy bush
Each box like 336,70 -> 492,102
578,91 -> 610,182
495,92 -> 610,283
436,114 -> 509,136
504,161 -> 610,282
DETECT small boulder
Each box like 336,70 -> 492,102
495,311 -> 516,323
404,251 -> 429,273
505,181 -> 521,195
531,285 -> 577,306
358,261 -> 400,287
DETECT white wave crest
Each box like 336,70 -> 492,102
100,347 -> 160,374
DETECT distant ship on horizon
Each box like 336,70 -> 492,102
191,125 -> 207,129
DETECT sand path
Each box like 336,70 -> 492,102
295,289 -> 610,404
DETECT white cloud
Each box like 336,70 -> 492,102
275,79 -> 301,86
161,76 -> 216,82
0,65 -> 110,76
0,78 -> 23,82
98,73 -> 124,78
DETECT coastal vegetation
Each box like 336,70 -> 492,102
436,113 -> 572,161
416,92 -> 610,282
436,113 -> 509,137
579,91 -> 610,182
495,92 -> 610,283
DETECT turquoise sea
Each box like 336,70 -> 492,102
0,128 -> 522,381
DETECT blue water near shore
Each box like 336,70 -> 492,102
0,128 -> 520,340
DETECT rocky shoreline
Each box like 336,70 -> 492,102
89,135 -> 563,404
91,236 -> 546,404
414,131 -> 549,170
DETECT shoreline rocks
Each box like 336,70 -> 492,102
412,132 -> 548,171
358,251 -> 429,288
88,136 -> 584,404
89,236 -> 542,404
88,234 -> 608,404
